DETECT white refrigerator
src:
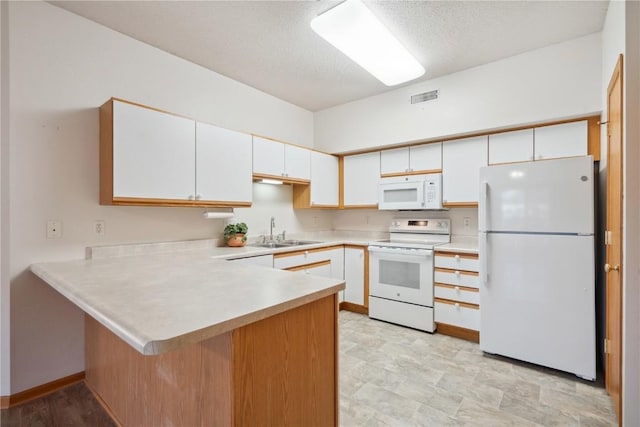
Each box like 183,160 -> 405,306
478,155 -> 596,380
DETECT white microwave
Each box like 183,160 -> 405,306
378,173 -> 443,210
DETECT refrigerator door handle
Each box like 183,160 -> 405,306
479,181 -> 488,231
479,232 -> 488,284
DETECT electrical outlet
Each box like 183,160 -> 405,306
47,220 -> 62,239
463,217 -> 471,229
95,220 -> 106,236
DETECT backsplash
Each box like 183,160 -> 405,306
332,208 -> 479,237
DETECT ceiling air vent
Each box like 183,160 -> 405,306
411,90 -> 439,104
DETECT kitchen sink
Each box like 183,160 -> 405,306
249,240 -> 320,249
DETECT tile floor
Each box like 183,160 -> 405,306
339,311 -> 617,427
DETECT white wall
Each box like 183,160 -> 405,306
333,208 -> 478,238
315,33 -> 602,154
5,1 -> 315,394
0,0 -> 10,397
622,2 -> 640,425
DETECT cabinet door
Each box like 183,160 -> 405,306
380,147 -> 409,175
310,152 -> 339,206
284,144 -> 311,181
113,100 -> 195,200
196,122 -> 252,204
488,129 -> 534,165
344,247 -> 365,305
534,121 -> 588,160
409,142 -> 442,172
442,136 -> 488,205
252,136 -> 285,177
343,152 -> 380,207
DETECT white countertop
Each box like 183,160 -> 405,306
436,237 -> 479,254
31,250 -> 344,356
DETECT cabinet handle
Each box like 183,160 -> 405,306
455,270 -> 461,276
454,254 -> 460,261
455,286 -> 460,292
195,194 -> 202,200
188,195 -> 194,201
455,303 -> 460,309
304,251 -> 309,257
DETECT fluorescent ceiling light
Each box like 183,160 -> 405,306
310,0 -> 425,86
260,179 -> 284,185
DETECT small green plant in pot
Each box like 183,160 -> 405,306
224,222 -> 248,247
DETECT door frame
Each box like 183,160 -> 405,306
605,53 -> 624,425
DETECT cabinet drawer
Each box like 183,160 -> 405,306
435,299 -> 479,331
434,268 -> 479,289
274,247 -> 341,270
434,283 -> 479,305
435,252 -> 479,271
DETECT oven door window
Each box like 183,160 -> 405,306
379,259 -> 420,289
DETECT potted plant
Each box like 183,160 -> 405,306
223,222 -> 248,247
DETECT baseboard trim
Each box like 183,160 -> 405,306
0,371 -> 85,409
85,381 -> 123,427
339,301 -> 368,315
436,322 -> 480,343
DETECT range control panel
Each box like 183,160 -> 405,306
390,218 -> 450,234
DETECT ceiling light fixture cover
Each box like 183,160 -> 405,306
311,0 -> 425,86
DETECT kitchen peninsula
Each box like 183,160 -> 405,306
30,249 -> 345,426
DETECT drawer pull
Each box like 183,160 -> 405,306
455,303 -> 460,308
455,286 -> 460,292
455,254 -> 460,260
455,270 -> 461,276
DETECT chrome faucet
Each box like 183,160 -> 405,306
270,216 -> 275,241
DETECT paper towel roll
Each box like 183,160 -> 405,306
203,211 -> 234,220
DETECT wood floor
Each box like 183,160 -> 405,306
1,312 -> 617,426
0,382 -> 115,427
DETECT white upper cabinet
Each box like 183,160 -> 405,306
534,121 -> 588,160
380,143 -> 441,176
380,147 -> 409,175
195,122 -> 252,204
343,152 -> 380,207
442,136 -> 488,206
252,136 -> 310,181
310,151 -> 339,206
112,100 -> 196,201
252,136 -> 285,177
488,129 -> 534,165
285,144 -> 311,181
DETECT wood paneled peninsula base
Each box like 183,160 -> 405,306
31,251 -> 344,427
86,294 -> 338,426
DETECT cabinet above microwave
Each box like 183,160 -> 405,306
378,174 -> 443,210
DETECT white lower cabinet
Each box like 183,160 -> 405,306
227,254 -> 273,267
274,246 -> 343,279
343,246 -> 366,306
434,251 -> 480,341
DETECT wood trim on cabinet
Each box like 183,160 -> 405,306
273,245 -> 344,259
334,115 -> 601,157
99,100 -> 114,205
252,173 -> 310,185
292,183 -> 339,209
380,169 -> 442,178
85,383 -> 124,427
0,372 -> 86,409
587,116 -> 601,161
338,156 -> 345,208
285,259 -> 331,272
435,251 -> 479,260
434,283 -> 479,293
443,201 -> 478,208
435,297 -> 479,310
339,301 -> 368,315
435,267 -> 479,277
436,322 -> 480,343
342,204 -> 379,210
110,197 -> 252,208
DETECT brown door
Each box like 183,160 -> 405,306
605,54 -> 623,424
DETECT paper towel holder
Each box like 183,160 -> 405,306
203,208 -> 234,220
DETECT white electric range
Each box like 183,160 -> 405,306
368,218 -> 450,332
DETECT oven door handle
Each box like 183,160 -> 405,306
367,246 -> 433,257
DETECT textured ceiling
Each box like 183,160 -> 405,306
50,1 -> 609,112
